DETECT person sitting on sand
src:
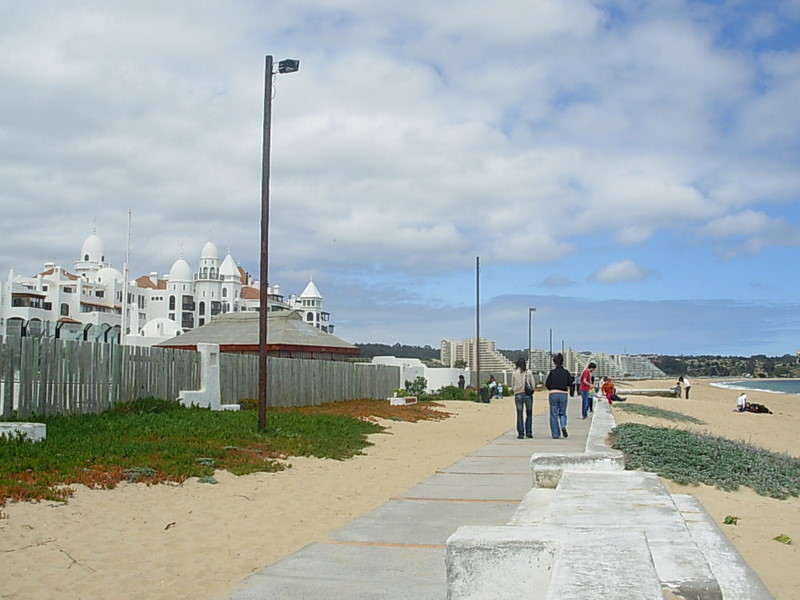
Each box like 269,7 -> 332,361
600,377 -> 627,404
735,392 -> 749,412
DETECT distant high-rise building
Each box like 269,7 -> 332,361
440,337 -> 515,373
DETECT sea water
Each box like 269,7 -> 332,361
712,379 -> 800,395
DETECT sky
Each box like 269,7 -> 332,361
2,0 -> 800,357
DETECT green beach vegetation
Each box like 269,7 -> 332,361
613,402 -> 705,424
610,423 -> 800,500
0,397 -> 449,508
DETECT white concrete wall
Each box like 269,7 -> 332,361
370,356 -> 469,393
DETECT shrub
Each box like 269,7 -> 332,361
404,376 -> 428,397
107,397 -> 184,416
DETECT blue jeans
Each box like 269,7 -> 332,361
580,390 -> 593,418
549,392 -> 568,438
515,393 -> 533,437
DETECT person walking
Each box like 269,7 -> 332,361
511,358 -> 536,439
579,362 -> 596,419
545,353 -> 572,439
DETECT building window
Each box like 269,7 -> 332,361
61,303 -> 70,316
169,296 -> 176,310
199,301 -> 205,315
307,312 -> 313,322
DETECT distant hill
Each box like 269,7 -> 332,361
354,345 -> 800,378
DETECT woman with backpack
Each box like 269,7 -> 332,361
512,358 -> 536,439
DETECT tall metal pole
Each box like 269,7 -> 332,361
120,210 -> 131,346
528,307 -> 536,371
475,256 -> 480,388
549,328 -> 553,358
258,55 -> 274,432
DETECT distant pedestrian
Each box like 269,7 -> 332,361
458,374 -> 465,389
511,358 -> 536,439
579,362 -> 596,419
678,376 -> 692,399
545,353 -> 572,439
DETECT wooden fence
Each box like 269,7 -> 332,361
219,354 -> 400,407
1,338 -> 399,417
1,338 -> 200,418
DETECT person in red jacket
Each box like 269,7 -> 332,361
601,377 -> 627,404
579,362 -> 596,419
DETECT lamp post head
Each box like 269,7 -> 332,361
278,59 -> 300,74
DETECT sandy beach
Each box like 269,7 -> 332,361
611,378 -> 799,600
1,381 -> 798,600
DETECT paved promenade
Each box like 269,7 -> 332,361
227,397 -> 593,599
227,396 -> 772,599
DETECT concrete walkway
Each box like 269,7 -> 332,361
227,397 -> 594,600
227,397 -> 772,599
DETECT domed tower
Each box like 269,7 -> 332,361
195,241 -> 221,326
219,251 -> 242,314
74,233 -> 110,279
167,257 -> 194,330
296,278 -> 332,332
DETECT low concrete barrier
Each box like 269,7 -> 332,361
0,422 -> 46,442
447,525 -> 663,600
624,387 -> 680,398
530,400 -> 623,488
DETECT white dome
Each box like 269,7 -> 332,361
200,241 -> 219,260
220,253 -> 239,277
168,258 -> 193,282
80,234 -> 106,263
95,267 -> 124,284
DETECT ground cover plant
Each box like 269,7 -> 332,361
609,423 -> 800,500
0,397 -> 450,506
614,402 -> 704,424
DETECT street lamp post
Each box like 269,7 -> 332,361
528,307 -> 536,372
258,55 -> 300,432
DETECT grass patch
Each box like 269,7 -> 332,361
614,402 -> 704,424
0,397 -> 449,506
609,423 -> 800,499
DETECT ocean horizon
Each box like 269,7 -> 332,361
711,379 -> 800,396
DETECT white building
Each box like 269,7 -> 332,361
440,337 -> 515,373
0,231 -> 333,346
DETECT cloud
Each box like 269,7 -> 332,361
0,2 -> 799,356
700,209 -> 800,257
542,275 -> 575,288
590,260 -> 657,283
